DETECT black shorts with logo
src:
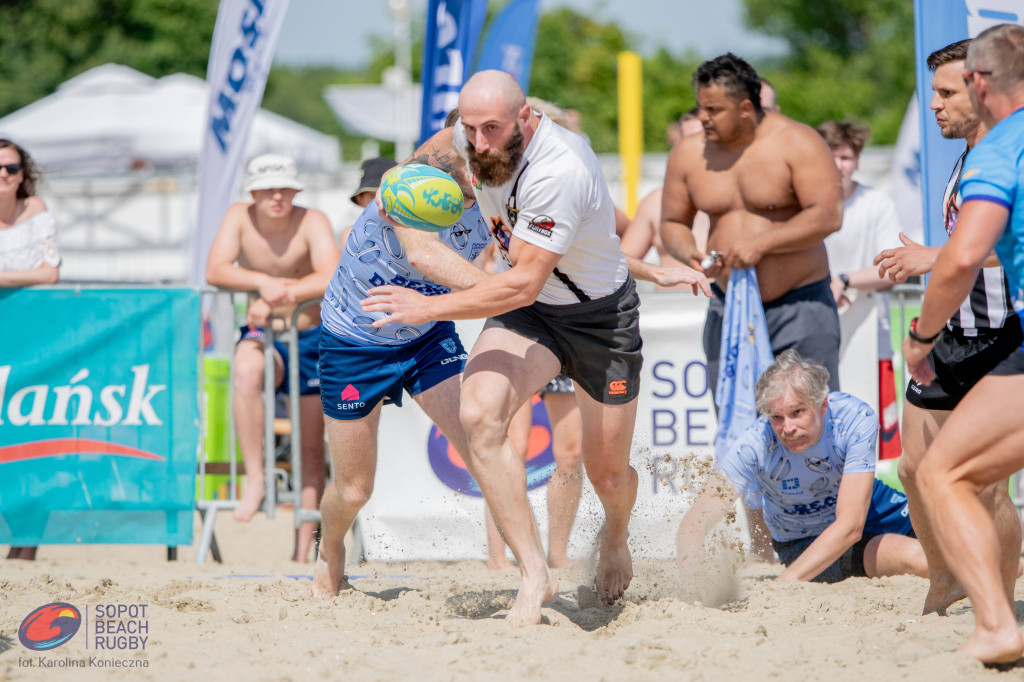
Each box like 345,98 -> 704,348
483,277 -> 643,404
906,323 -> 1024,410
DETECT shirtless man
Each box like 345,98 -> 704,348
363,70 -> 710,626
621,109 -> 708,270
661,53 -> 843,396
206,154 -> 339,563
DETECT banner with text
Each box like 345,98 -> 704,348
0,288 -> 201,545
419,0 -> 488,145
191,0 -> 290,285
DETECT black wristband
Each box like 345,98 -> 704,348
838,273 -> 850,290
908,317 -> 940,344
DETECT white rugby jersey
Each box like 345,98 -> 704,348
453,114 -> 628,305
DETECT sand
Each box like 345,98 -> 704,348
1,509 -> 1020,681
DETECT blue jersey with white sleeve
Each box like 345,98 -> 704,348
320,202 -> 492,345
960,107 -> 1024,325
716,392 -> 877,542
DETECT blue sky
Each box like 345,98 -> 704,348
274,0 -> 786,69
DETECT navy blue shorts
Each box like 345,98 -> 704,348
771,480 -> 913,583
239,325 -> 321,395
318,322 -> 467,420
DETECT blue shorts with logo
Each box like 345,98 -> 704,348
318,321 -> 467,420
238,325 -> 321,395
771,479 -> 913,583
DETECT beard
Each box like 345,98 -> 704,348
466,125 -> 525,186
940,116 -> 975,140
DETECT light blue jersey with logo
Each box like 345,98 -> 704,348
321,202 -> 492,345
716,392 -> 877,542
960,107 -> 1024,327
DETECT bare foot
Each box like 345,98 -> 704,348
233,481 -> 265,522
922,581 -> 968,616
507,569 -> 559,627
596,535 -> 633,605
311,548 -> 349,600
957,625 -> 1024,665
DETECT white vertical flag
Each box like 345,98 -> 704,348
191,0 -> 290,285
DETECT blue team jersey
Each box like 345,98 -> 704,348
320,202 -> 492,345
716,392 -> 878,542
960,107 -> 1024,325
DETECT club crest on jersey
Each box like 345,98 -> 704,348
527,215 -> 555,238
441,338 -> 457,354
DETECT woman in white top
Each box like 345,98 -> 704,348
1,139 -> 59,561
0,138 -> 59,287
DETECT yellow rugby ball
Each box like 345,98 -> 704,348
380,164 -> 464,232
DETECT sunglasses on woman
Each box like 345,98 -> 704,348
0,162 -> 22,174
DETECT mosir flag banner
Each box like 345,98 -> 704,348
419,0 -> 488,145
0,288 -> 201,545
191,0 -> 290,285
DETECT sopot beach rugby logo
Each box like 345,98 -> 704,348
18,603 -> 82,651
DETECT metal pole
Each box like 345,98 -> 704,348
263,319 -> 280,519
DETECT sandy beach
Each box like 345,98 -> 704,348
2,507 -> 1021,681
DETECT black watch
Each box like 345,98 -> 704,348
838,273 -> 850,290
908,317 -> 941,344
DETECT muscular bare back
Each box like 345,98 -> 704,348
661,89 -> 842,303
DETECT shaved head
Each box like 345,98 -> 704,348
460,70 -> 526,117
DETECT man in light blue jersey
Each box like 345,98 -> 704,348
677,350 -> 926,584
311,193 -> 493,599
904,23 -> 1024,664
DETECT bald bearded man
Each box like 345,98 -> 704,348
362,70 -> 710,625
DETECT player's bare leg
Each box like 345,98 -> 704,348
293,394 -> 327,563
311,406 -> 381,599
485,401 -> 531,571
898,403 -> 963,613
460,328 -> 560,626
917,375 -> 1024,663
543,392 -> 584,568
231,339 -> 283,522
575,387 -> 638,605
862,533 -> 929,578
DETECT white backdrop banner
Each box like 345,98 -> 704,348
360,293 -> 717,562
357,290 -> 885,561
191,0 -> 290,285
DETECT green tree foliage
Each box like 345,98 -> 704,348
0,0 -> 217,118
743,0 -> 915,143
518,8 -> 702,153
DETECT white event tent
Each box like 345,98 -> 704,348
0,63 -> 340,173
0,64 -> 343,283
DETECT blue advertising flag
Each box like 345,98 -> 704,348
419,0 -> 488,145
474,0 -> 541,93
714,268 -> 774,462
913,1 -> 1023,249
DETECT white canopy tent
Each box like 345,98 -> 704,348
0,64 -> 340,173
0,64 -> 343,283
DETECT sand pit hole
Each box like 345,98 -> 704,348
444,590 -> 516,619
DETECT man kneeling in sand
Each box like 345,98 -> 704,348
677,350 -> 927,583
